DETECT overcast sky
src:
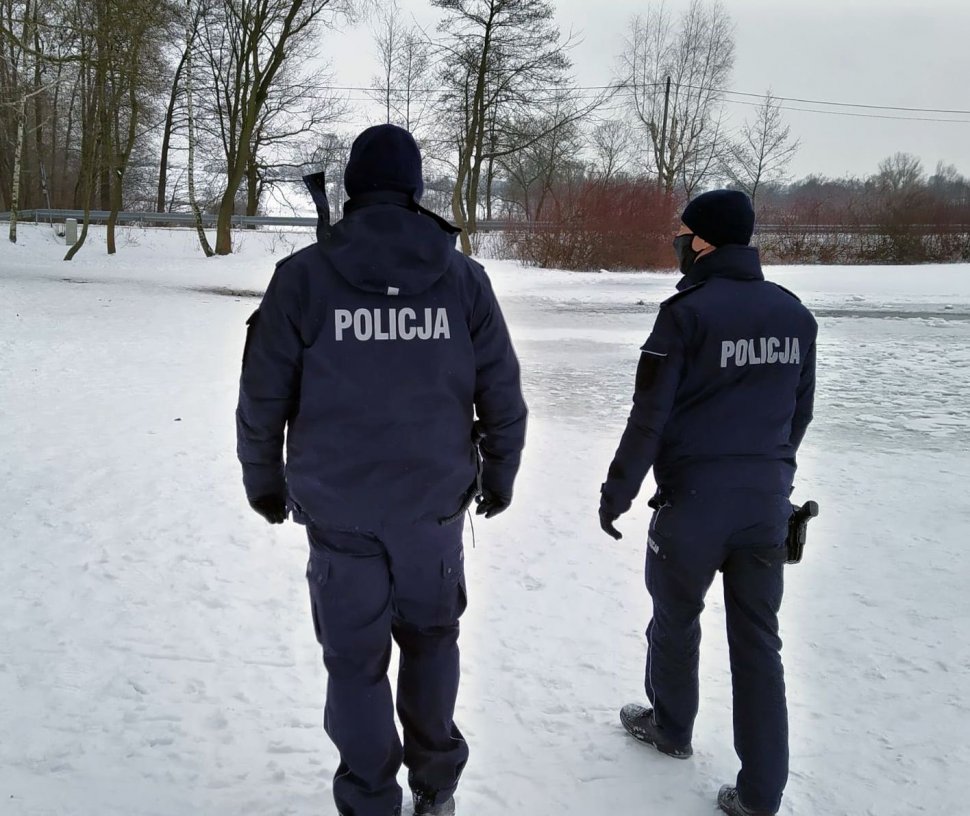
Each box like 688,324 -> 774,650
321,0 -> 970,180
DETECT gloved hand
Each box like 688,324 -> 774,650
599,507 -> 623,540
476,488 -> 511,519
599,486 -> 627,540
249,494 -> 287,524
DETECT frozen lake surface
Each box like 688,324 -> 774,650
2,225 -> 968,815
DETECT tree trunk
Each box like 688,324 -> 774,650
65,205 -> 93,261
157,49 -> 188,213
467,153 -> 483,236
246,153 -> 259,220
8,95 -> 27,244
108,74 -> 140,255
485,156 -> 495,221
104,99 -> 118,254
451,151 -> 472,256
215,91 -> 261,253
185,5 -> 213,257
31,5 -> 44,209
214,167 -> 244,255
106,182 -> 121,253
65,116 -> 97,261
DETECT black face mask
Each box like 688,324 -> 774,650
673,234 -> 700,276
674,233 -> 700,275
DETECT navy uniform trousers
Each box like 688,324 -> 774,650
644,483 -> 790,814
305,521 -> 469,816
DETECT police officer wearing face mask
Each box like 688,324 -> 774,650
599,190 -> 817,816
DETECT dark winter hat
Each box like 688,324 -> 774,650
344,124 -> 424,202
681,189 -> 755,247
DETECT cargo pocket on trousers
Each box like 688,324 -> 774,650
438,551 -> 467,625
306,549 -> 331,646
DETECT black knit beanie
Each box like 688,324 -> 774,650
344,124 -> 424,202
681,190 -> 755,247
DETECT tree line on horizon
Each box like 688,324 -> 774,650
1,0 -> 966,266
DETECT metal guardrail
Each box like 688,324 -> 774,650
0,209 -> 316,228
0,208 -> 512,232
753,224 -> 970,235
1,209 -> 968,235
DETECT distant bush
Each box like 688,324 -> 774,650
499,179 -> 676,271
754,156 -> 970,264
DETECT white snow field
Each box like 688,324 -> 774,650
1,224 -> 968,816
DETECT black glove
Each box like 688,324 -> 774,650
249,494 -> 287,524
476,488 -> 511,519
599,507 -> 623,540
600,482 -> 631,541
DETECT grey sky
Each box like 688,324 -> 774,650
322,0 -> 970,180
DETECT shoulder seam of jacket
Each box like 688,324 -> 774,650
660,280 -> 707,307
771,282 -> 802,302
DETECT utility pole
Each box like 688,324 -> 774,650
658,75 -> 671,188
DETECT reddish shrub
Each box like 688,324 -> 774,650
500,178 -> 677,271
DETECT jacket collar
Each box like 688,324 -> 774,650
677,244 -> 764,290
343,190 -> 461,236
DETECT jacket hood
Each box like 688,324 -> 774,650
326,191 -> 461,297
678,244 -> 764,290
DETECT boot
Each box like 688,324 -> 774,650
717,785 -> 776,816
412,791 -> 455,816
619,703 -> 692,759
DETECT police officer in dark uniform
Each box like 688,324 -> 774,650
236,124 -> 528,816
599,190 -> 817,816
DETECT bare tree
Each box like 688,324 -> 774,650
370,0 -> 401,124
156,0 -> 208,213
199,0 -> 355,255
620,0 -> 735,195
875,152 -> 925,195
183,0 -> 214,254
590,118 -> 636,182
393,28 -> 434,133
432,0 -> 581,254
0,0 -> 54,242
370,3 -> 434,134
243,63 -> 346,217
497,96 -> 584,222
99,0 -> 174,254
723,91 -> 799,205
63,1 -> 102,260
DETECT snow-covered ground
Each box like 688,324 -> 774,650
2,224 -> 968,816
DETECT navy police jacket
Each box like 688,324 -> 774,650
602,245 -> 817,513
236,178 -> 527,531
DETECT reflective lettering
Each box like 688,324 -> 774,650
374,309 -> 390,341
332,307 -> 452,342
433,308 -> 451,339
417,308 -> 433,340
354,309 -> 373,341
399,308 -> 417,340
335,309 -> 353,341
767,337 -> 780,364
720,336 -> 801,368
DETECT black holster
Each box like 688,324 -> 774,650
786,500 -> 819,564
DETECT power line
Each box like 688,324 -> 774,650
719,96 -> 970,125
706,86 -> 970,116
307,80 -> 970,120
